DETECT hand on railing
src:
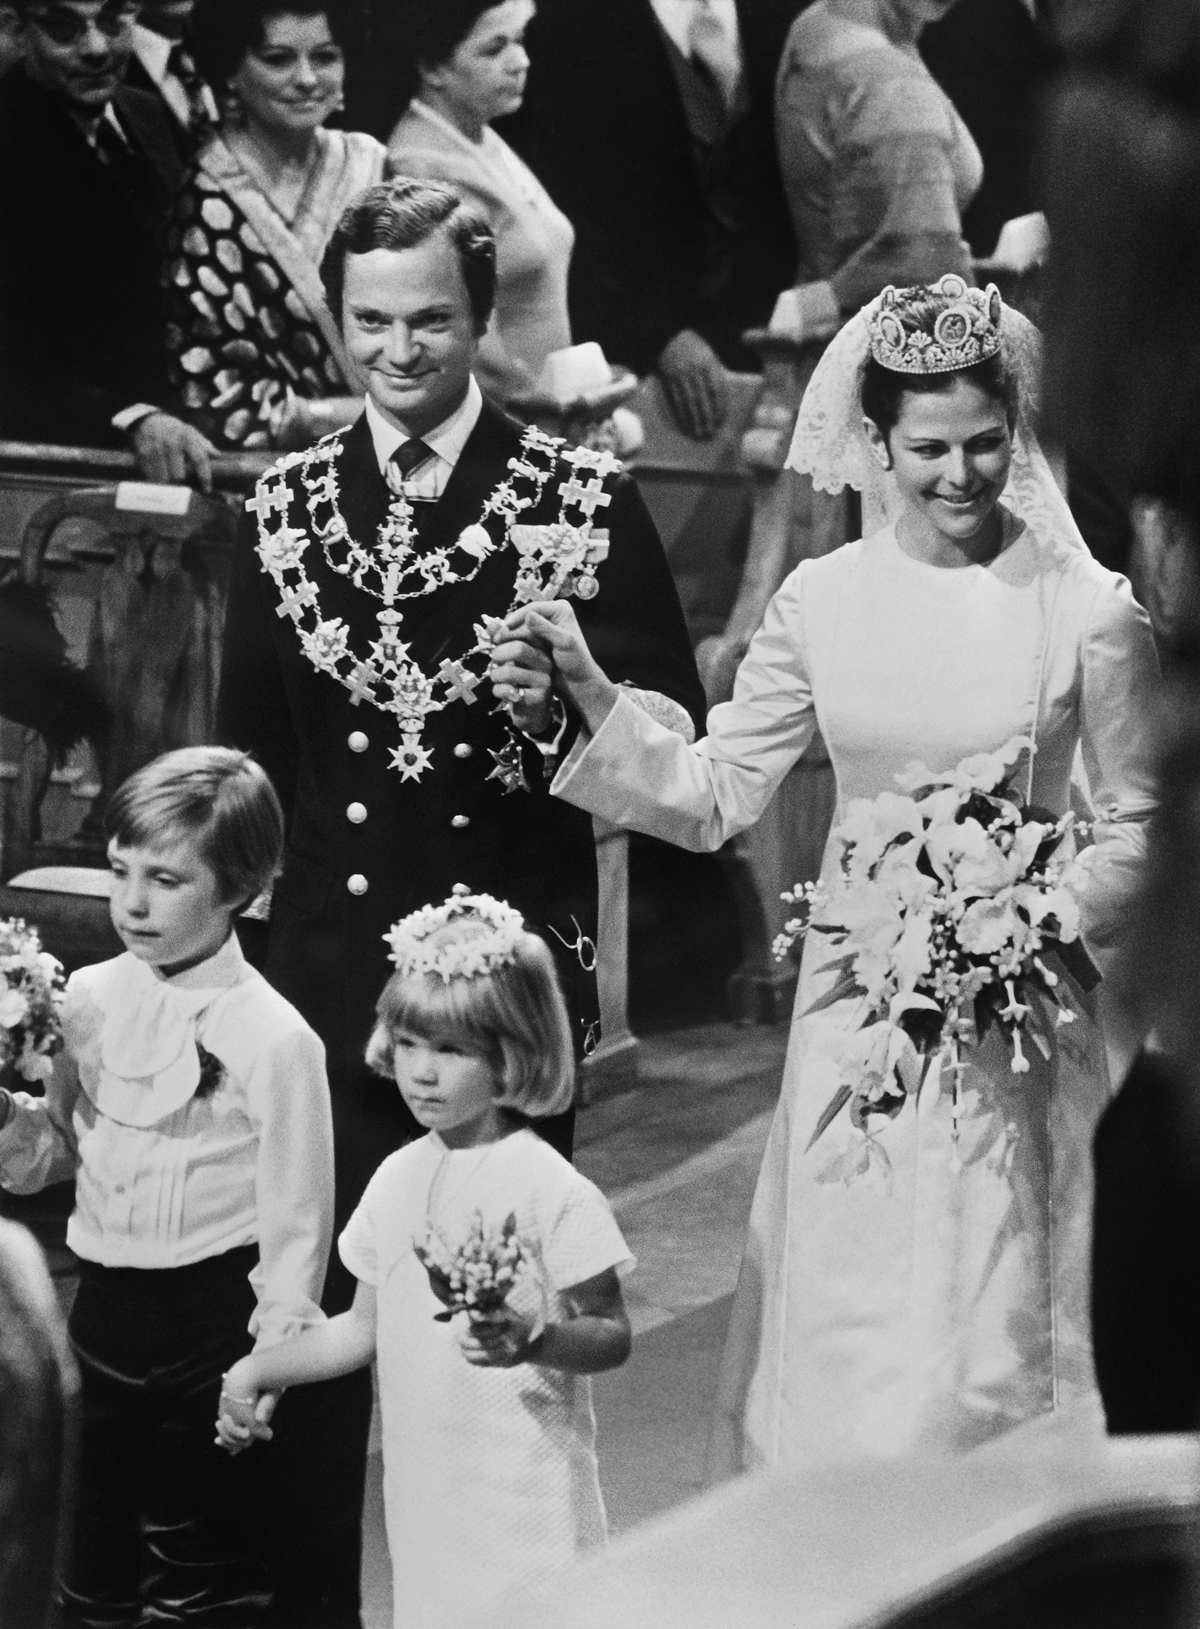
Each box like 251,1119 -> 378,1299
130,412 -> 216,493
656,329 -> 731,442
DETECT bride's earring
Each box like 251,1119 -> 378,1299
863,418 -> 893,472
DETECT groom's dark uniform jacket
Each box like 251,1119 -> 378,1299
218,399 -> 705,1204
219,397 -> 703,1625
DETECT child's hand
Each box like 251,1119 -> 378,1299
215,1359 -> 277,1455
456,1306 -> 545,1369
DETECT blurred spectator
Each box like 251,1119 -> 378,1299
386,0 -> 574,405
0,1219 -> 76,1629
920,0 -> 1061,257
127,0 -> 218,160
0,0 -> 215,486
164,0 -> 388,451
770,0 -> 978,345
495,0 -> 802,439
1040,0 -> 1200,1435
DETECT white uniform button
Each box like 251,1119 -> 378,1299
453,743 -> 473,759
347,873 -> 368,895
451,815 -> 470,829
348,731 -> 369,752
346,802 -> 367,824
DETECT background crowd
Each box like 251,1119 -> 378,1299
0,0 -> 1059,462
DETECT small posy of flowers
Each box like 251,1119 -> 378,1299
0,919 -> 66,1084
773,737 -> 1098,1174
413,1211 -> 530,1324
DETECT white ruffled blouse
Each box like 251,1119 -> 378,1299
0,935 -> 334,1347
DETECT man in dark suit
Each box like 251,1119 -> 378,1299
0,0 -> 214,484
126,0 -> 217,162
496,0 -> 806,440
218,176 -> 705,1626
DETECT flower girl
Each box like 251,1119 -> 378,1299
0,747 -> 334,1625
218,887 -> 633,1629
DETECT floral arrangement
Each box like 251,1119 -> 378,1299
384,886 -> 524,984
414,1211 -> 531,1324
774,738 -> 1097,1170
0,919 -> 66,1084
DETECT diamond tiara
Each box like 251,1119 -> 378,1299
869,275 -> 1004,375
384,885 -> 526,983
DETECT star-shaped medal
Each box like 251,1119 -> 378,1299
389,737 -> 435,782
486,739 -> 529,795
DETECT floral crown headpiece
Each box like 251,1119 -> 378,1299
869,275 -> 1003,376
383,884 -> 525,984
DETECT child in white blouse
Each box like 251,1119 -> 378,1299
0,746 -> 334,1627
217,889 -> 633,1629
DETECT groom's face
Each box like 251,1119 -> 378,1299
340,232 -> 480,439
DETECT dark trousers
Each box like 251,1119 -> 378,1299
62,1246 -> 269,1629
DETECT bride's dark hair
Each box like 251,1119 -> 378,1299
861,352 -> 1018,441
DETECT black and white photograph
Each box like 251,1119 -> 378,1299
1,1 -> 1198,1626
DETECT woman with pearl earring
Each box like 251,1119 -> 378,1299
162,0 -> 389,451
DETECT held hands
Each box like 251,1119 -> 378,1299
500,604 -> 618,736
215,1358 -> 278,1455
131,411 -> 216,492
487,625 -> 556,736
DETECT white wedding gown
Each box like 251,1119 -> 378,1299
553,514 -> 1159,1474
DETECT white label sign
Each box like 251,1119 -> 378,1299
114,482 -> 193,516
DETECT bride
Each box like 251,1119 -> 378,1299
492,276 -> 1161,1477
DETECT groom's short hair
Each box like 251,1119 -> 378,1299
321,178 -> 497,336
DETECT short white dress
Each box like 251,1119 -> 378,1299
339,1127 -> 633,1629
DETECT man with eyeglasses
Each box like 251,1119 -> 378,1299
0,1 -> 216,487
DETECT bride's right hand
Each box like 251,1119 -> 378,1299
504,603 -> 620,736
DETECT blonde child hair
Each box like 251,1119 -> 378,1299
103,745 -> 282,909
366,907 -> 575,1118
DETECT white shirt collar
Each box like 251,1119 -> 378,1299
364,375 -> 484,478
649,0 -> 742,59
132,23 -> 173,87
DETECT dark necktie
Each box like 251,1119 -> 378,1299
387,438 -> 434,486
93,113 -> 164,239
167,41 -> 214,139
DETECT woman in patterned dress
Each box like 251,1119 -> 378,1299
163,0 -> 389,451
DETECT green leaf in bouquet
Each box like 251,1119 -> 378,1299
804,968 -> 864,1016
806,1084 -> 853,1151
1046,937 -> 1101,994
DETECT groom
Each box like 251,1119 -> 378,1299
217,177 -> 704,1625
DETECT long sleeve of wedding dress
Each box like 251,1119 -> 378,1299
552,565 -> 818,850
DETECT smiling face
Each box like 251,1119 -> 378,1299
107,836 -> 236,976
341,233 -> 480,435
391,1026 -> 504,1148
20,0 -> 136,114
420,0 -> 536,129
228,10 -> 344,141
866,374 -> 1013,554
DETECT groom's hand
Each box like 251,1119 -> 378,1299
504,604 -> 619,735
488,628 -> 554,735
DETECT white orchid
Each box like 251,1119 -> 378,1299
775,735 -> 1094,1177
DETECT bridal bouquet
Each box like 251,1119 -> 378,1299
413,1211 -> 532,1325
0,919 -> 66,1085
774,738 -> 1097,1165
